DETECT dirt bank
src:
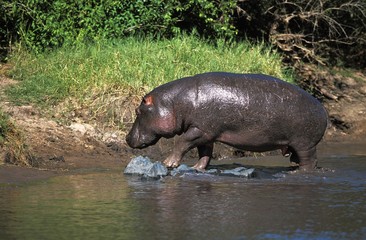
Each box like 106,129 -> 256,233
297,64 -> 366,139
1,64 -> 366,183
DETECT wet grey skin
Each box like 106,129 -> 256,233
126,72 -> 328,171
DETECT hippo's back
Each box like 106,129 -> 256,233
185,72 -> 324,117
164,72 -> 327,147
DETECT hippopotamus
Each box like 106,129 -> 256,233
126,72 -> 327,170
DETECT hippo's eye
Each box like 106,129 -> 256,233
135,108 -> 141,116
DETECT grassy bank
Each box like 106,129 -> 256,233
5,35 -> 293,129
7,36 -> 292,104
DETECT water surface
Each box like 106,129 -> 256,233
1,144 -> 365,240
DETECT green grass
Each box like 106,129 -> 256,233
7,35 -> 293,107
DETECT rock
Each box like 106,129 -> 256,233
206,169 -> 218,174
146,162 -> 168,178
221,167 -> 255,177
124,156 -> 154,175
359,86 -> 366,95
342,77 -> 358,87
124,156 -> 257,179
124,156 -> 168,178
170,164 -> 196,176
69,123 -> 95,136
102,131 -> 119,142
169,164 -> 255,178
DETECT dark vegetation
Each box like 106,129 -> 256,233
1,0 -> 365,67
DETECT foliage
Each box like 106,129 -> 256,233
1,0 -> 237,53
173,0 -> 238,38
0,0 -> 19,61
1,0 -> 365,66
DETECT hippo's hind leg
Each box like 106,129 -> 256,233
193,143 -> 214,170
290,146 -> 318,170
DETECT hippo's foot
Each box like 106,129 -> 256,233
192,157 -> 210,171
192,144 -> 213,171
163,156 -> 181,168
299,159 -> 318,171
290,147 -> 318,171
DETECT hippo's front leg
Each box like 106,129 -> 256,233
163,127 -> 209,168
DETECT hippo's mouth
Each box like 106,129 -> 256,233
138,143 -> 148,149
129,135 -> 161,149
127,140 -> 148,149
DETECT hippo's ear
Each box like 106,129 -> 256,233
143,95 -> 154,106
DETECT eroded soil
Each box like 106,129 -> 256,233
297,64 -> 366,139
1,64 -> 366,183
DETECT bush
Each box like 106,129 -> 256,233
1,0 -> 238,53
1,0 -> 364,66
20,0 -> 178,50
0,0 -> 19,61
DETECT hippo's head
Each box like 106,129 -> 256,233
126,94 -> 177,149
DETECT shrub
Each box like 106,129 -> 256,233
1,0 -> 238,52
2,0 -> 364,66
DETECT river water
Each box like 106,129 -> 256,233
1,143 -> 365,240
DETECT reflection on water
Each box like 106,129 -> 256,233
1,152 -> 366,239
